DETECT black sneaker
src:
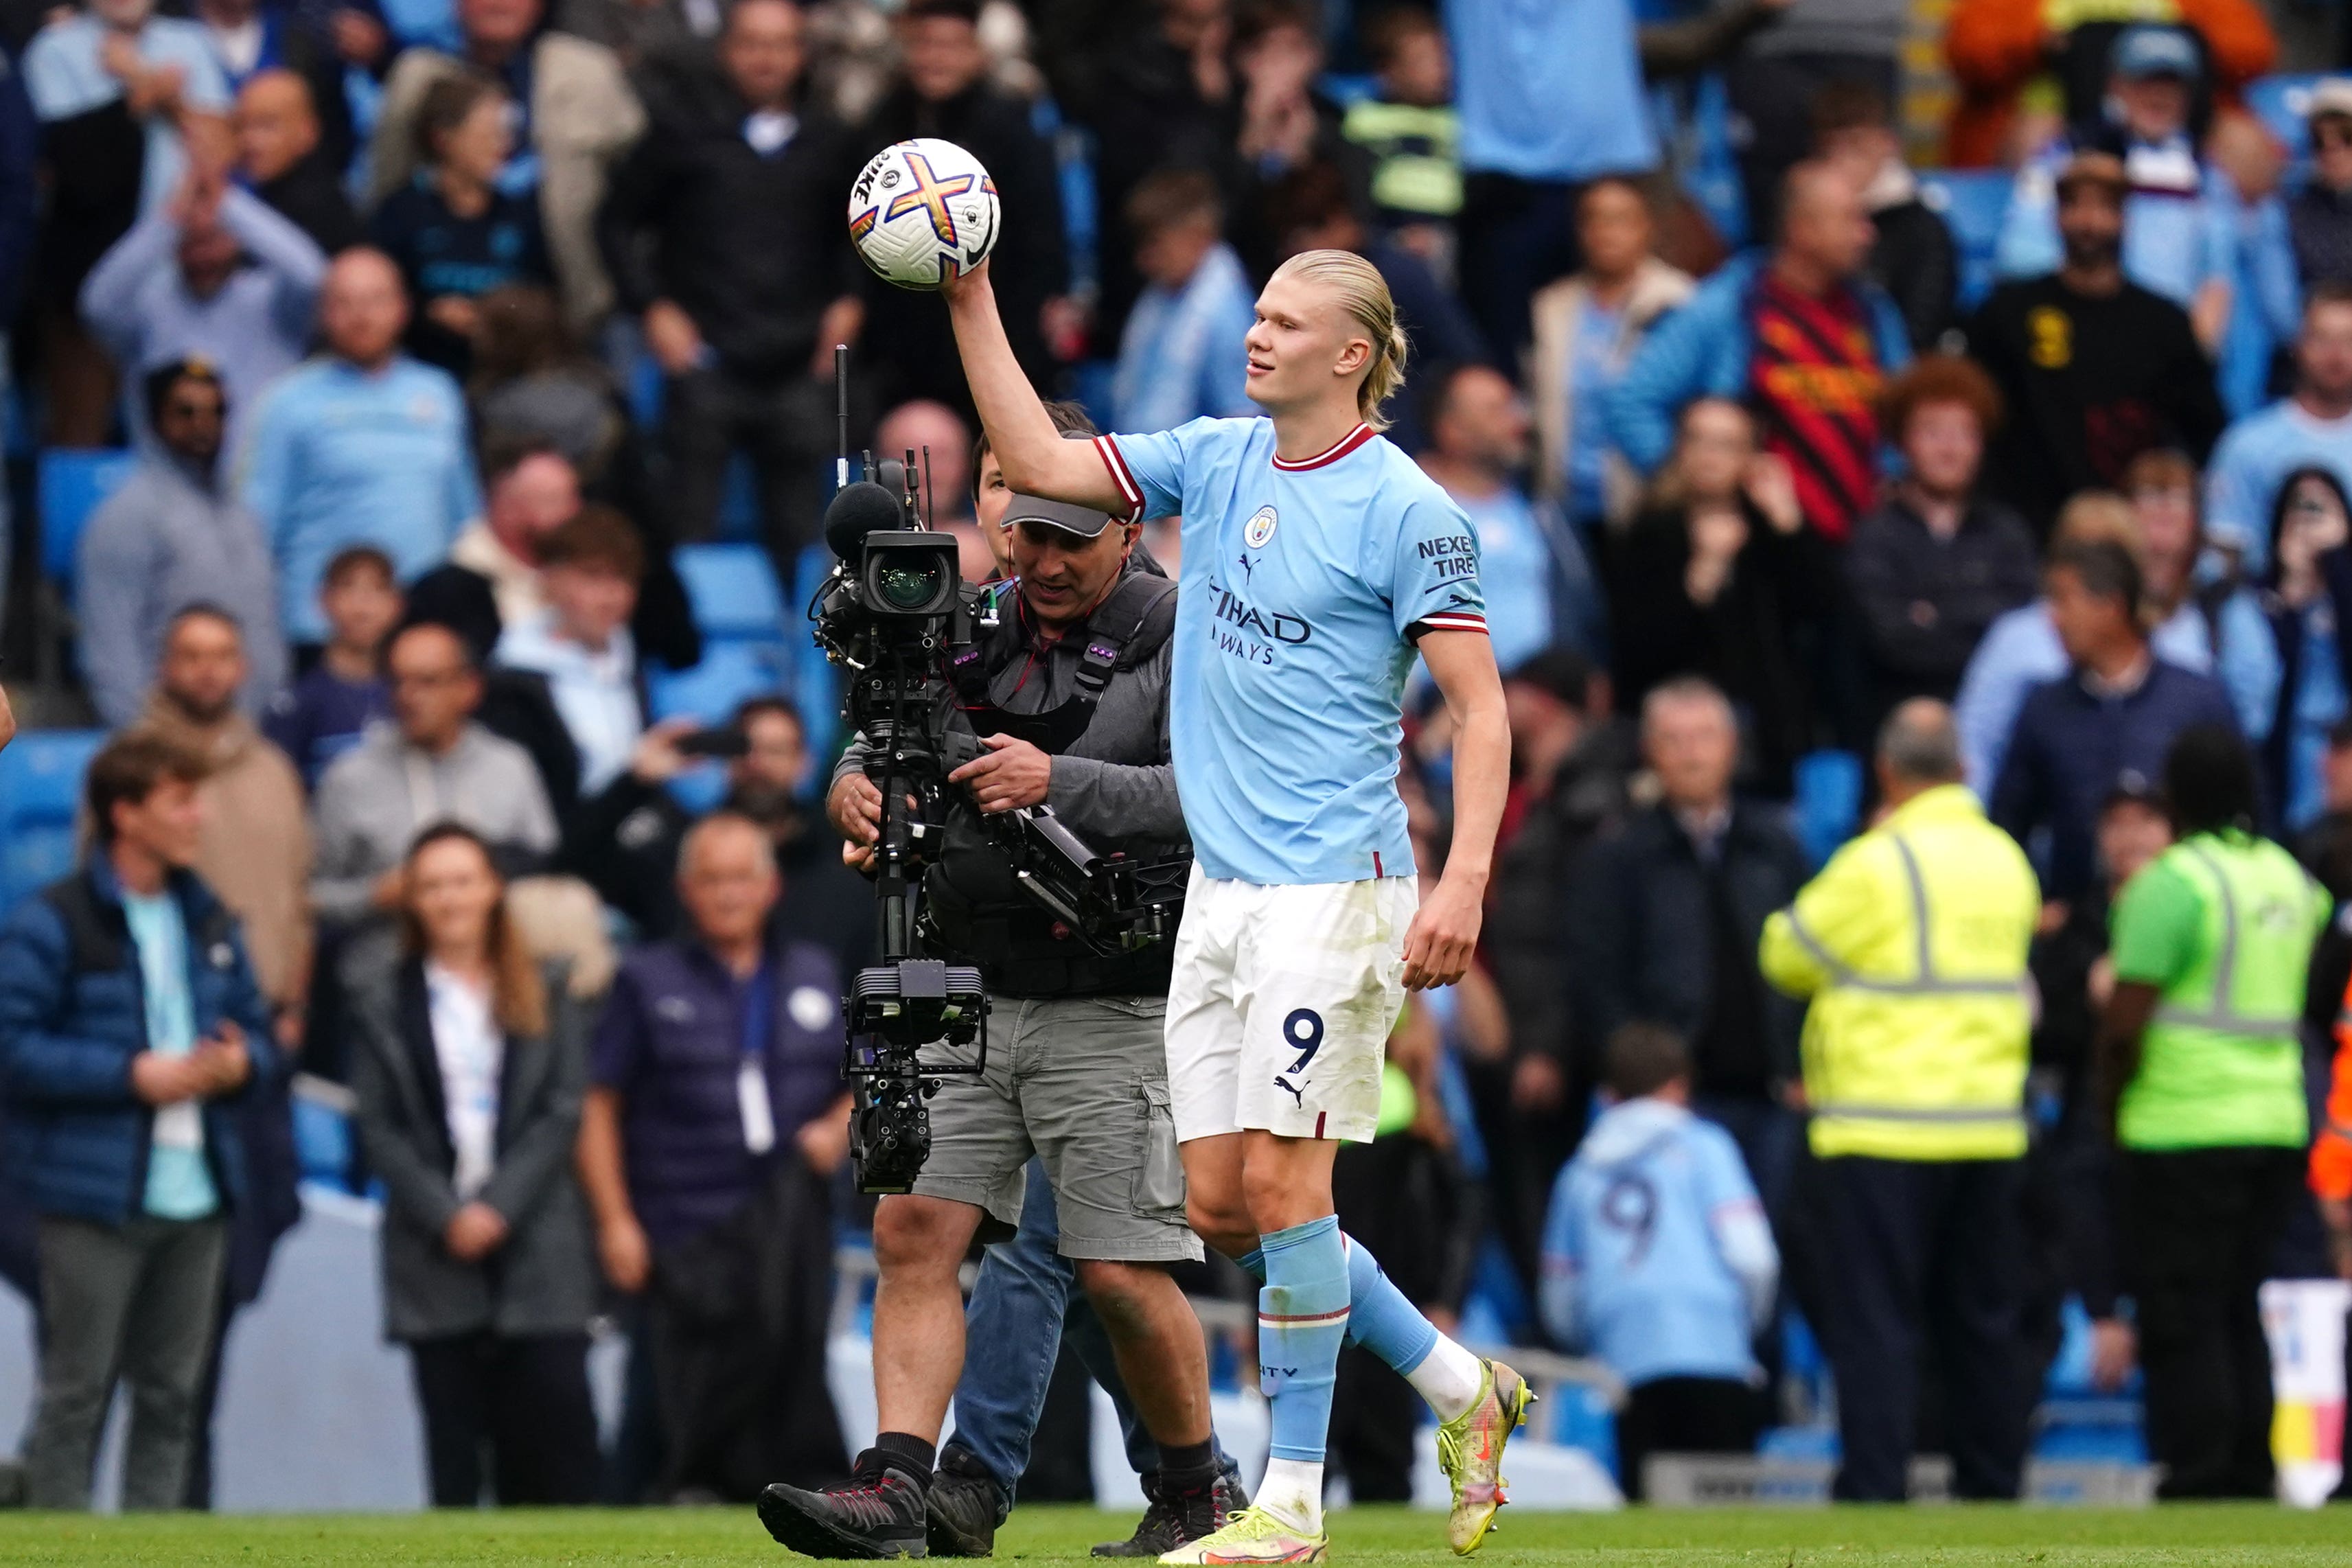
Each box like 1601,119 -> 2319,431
924,1450 -> 1004,1558
1090,1463 -> 1248,1558
759,1456 -> 931,1559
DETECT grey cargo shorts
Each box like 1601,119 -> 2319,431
910,993 -> 1201,1263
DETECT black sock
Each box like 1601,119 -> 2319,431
868,1431 -> 938,1484
1158,1438 -> 1219,1493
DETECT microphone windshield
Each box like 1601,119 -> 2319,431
824,481 -> 906,560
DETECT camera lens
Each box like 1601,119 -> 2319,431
875,557 -> 944,611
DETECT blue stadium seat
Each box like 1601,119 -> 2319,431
1917,169 -> 2016,312
0,729 -> 106,914
675,543 -> 787,642
648,642 -> 791,727
38,449 -> 138,588
2248,73 -> 2330,164
1791,749 -> 1864,869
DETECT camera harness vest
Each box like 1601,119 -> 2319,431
933,570 -> 1184,997
949,573 -> 1178,753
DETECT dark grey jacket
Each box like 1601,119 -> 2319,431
349,957 -> 595,1342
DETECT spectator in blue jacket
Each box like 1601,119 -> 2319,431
1541,1023 -> 1778,1501
1606,162 -> 1911,542
242,246 -> 483,651
0,732 -> 281,1510
1990,537 -> 2244,902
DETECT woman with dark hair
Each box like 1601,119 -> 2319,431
2259,466 -> 2352,830
349,822 -> 599,1506
369,72 -> 552,378
1603,396 -> 1832,795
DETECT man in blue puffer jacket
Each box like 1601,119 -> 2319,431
1606,163 -> 1913,544
0,730 -> 280,1510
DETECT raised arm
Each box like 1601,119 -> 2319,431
942,262 -> 1125,511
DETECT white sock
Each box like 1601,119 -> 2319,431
1255,1457 -> 1324,1534
1405,1333 -> 1487,1423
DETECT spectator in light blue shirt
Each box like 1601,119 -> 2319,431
2204,288 -> 2352,575
492,506 -> 647,797
80,172 -> 326,456
1108,172 -> 1256,435
1445,0 -> 1656,360
1418,362 -> 1604,669
2208,110 -> 2303,421
1994,28 -> 2235,349
1541,1024 -> 1777,1500
23,0 -> 233,218
241,246 -> 483,647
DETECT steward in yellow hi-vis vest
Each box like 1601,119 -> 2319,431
2098,724 -> 2327,1501
1761,756 -> 2040,1162
1757,700 -> 2038,1503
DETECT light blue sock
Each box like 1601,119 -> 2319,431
1236,1234 -> 1438,1374
1339,1233 -> 1440,1374
1257,1217 -> 1350,1464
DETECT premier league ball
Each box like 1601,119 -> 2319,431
847,137 -> 1001,291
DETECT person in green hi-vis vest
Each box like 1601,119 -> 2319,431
2099,724 -> 2331,1500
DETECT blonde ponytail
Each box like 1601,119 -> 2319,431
1271,248 -> 1408,430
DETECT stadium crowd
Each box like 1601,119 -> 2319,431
0,0 -> 2350,1521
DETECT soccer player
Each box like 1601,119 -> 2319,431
946,249 -> 1517,1564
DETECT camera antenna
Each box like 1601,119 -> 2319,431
922,445 -> 935,530
833,344 -> 850,492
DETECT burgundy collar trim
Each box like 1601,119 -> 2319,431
1271,423 -> 1375,471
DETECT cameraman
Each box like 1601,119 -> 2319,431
779,494 -> 1218,1558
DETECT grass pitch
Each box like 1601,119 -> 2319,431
0,1503 -> 2348,1566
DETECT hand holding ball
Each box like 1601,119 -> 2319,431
848,138 -> 1000,291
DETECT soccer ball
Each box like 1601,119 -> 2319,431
847,138 -> 1001,291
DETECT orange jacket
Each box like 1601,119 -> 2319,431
2314,969 -> 2352,1201
1943,0 -> 2277,168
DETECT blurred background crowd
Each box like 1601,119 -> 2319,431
2,0 -> 2352,1518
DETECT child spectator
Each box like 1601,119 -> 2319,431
1341,6 -> 1460,265
264,545 -> 399,790
1107,171 -> 1256,435
1540,1024 -> 1778,1501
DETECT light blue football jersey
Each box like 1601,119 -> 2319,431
1096,417 -> 1488,885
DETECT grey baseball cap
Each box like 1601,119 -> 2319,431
1004,493 -> 1116,539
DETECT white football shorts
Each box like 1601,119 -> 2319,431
1163,867 -> 1418,1144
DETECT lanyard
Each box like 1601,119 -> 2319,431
739,960 -> 774,1066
